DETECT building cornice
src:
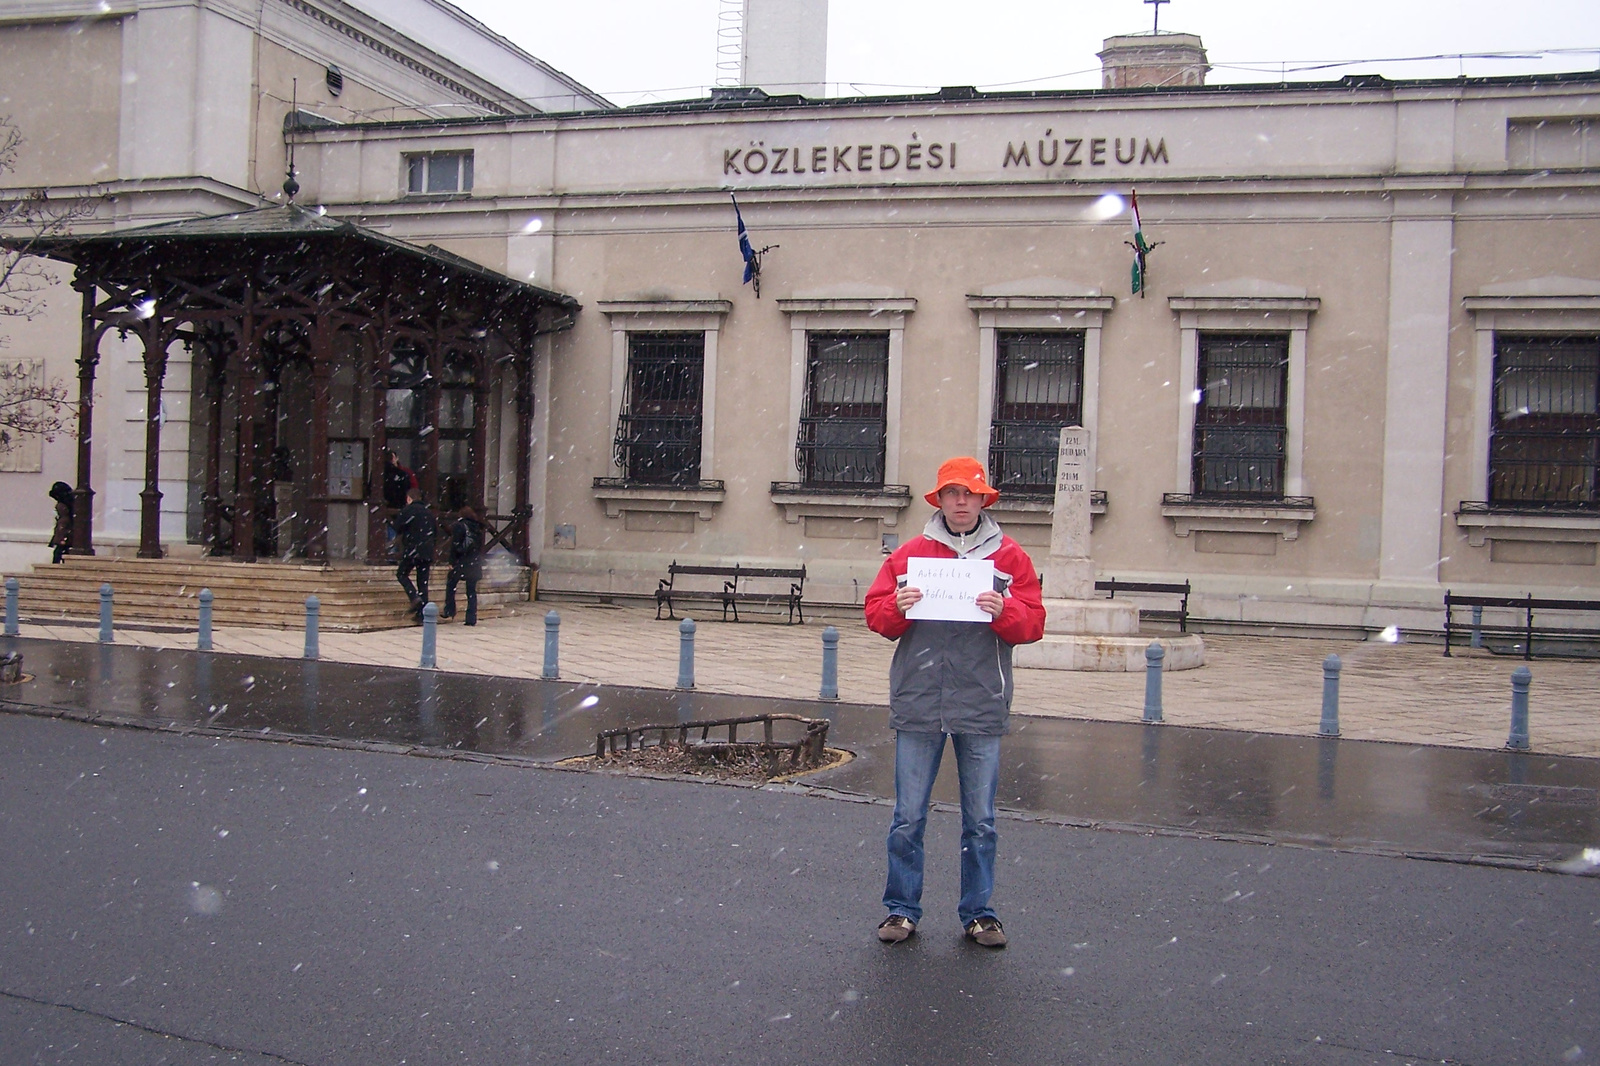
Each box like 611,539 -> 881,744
277,0 -> 527,116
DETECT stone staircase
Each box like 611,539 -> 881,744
8,556 -> 534,632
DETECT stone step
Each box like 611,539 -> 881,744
7,558 -> 531,632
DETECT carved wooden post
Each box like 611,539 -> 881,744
232,310 -> 259,563
199,326 -> 228,555
512,346 -> 534,567
70,279 -> 100,556
137,314 -> 173,559
365,325 -> 391,566
305,318 -> 333,563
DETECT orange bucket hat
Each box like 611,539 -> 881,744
924,456 -> 1000,508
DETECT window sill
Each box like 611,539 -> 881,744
1454,504 -> 1600,547
769,482 -> 912,526
1161,494 -> 1315,541
592,478 -> 726,520
400,191 -> 473,202
987,492 -> 1107,525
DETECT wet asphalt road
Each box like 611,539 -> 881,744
2,637 -> 1598,867
1,709 -> 1597,1066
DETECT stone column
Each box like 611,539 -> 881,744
1045,426 -> 1095,600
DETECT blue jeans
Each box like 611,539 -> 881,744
883,730 -> 1002,926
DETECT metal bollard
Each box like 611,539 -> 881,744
420,602 -> 438,669
197,588 -> 213,652
677,617 -> 696,690
1470,605 -> 1484,649
819,625 -> 839,700
1319,654 -> 1341,737
4,576 -> 18,637
1142,641 -> 1164,723
1506,665 -> 1532,751
543,610 -> 560,680
98,582 -> 114,643
303,595 -> 319,660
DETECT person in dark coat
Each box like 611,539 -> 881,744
381,449 -> 416,510
392,487 -> 437,620
443,505 -> 484,626
381,450 -> 417,558
47,481 -> 74,564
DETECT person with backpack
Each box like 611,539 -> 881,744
443,505 -> 484,626
47,481 -> 74,564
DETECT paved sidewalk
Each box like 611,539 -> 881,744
17,602 -> 1600,757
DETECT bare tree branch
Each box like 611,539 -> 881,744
0,116 -> 87,453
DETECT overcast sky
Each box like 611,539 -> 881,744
443,0 -> 1600,107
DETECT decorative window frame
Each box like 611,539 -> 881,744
966,290 -> 1114,532
1458,281 -> 1600,548
1165,287 -> 1319,541
593,300 -> 731,520
772,296 -> 915,526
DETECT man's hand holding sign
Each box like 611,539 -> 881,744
898,558 -> 1003,622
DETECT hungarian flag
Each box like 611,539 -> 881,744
732,194 -> 758,286
1130,189 -> 1152,297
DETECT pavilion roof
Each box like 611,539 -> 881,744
23,203 -> 579,311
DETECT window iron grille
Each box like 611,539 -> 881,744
614,332 -> 704,485
797,332 -> 888,487
1192,333 -> 1288,499
988,331 -> 1084,493
1489,335 -> 1600,509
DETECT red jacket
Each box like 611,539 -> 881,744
864,514 -> 1046,734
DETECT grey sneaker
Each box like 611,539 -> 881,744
877,914 -> 916,943
964,916 -> 1007,948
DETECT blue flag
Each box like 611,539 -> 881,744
733,194 -> 757,285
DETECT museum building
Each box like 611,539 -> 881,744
5,0 -> 1600,632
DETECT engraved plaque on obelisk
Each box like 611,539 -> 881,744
1045,426 -> 1095,600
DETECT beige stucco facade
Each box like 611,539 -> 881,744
5,2 -> 1600,633
267,78 -> 1600,628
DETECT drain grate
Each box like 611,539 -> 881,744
1477,783 -> 1599,809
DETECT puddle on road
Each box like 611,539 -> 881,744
3,636 -> 1596,869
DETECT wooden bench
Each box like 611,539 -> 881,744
1444,591 -> 1600,659
656,562 -> 807,624
1096,578 -> 1192,632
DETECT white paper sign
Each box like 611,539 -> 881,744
903,557 -> 995,623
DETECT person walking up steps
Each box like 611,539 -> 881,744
443,505 -> 484,626
393,487 -> 437,621
864,457 -> 1046,949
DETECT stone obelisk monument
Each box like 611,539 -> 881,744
1014,427 -> 1205,671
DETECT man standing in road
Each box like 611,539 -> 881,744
393,487 -> 437,621
864,457 -> 1047,948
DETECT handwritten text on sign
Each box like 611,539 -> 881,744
904,558 -> 995,624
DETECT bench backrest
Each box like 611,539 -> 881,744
668,563 -> 740,578
1446,591 -> 1600,612
735,565 -> 806,582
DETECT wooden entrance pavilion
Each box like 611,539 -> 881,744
31,205 -> 577,569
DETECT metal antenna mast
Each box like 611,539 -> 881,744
1145,0 -> 1169,35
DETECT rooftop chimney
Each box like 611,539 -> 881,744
1098,33 -> 1209,89
741,0 -> 829,97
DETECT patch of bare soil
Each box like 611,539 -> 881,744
571,744 -> 849,782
